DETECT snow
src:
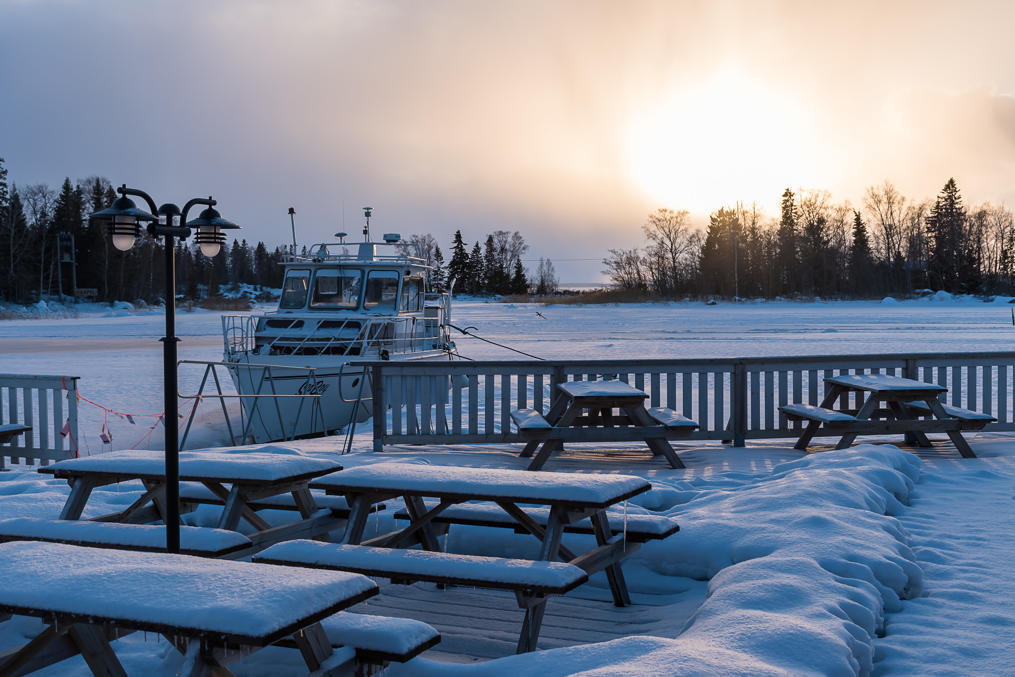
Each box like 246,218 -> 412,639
257,541 -> 589,590
321,612 -> 439,658
557,380 -> 648,398
43,446 -> 341,483
0,541 -> 377,640
826,373 -> 945,392
0,518 -> 251,553
311,462 -> 650,506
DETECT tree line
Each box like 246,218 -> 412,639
605,178 -> 1015,298
0,159 -> 560,304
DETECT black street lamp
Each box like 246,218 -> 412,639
90,185 -> 239,553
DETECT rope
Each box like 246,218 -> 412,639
445,323 -> 544,360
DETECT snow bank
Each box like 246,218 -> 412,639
396,446 -> 923,676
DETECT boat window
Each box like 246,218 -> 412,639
363,270 -> 400,311
311,269 -> 362,309
400,276 -> 423,312
279,269 -> 311,309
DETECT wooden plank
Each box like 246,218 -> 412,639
713,372 -> 724,434
406,378 -> 418,435
650,372 -> 660,407
518,373 -> 528,410
1000,364 -> 1009,424
983,365 -> 993,421
749,371 -> 760,429
484,373 -> 495,435
634,373 -> 645,393
808,370 -> 818,405
422,376 -> 434,436
533,373 -> 544,412
468,374 -> 479,435
52,387 -> 63,460
763,371 -> 774,430
951,365 -> 960,405
968,364 -> 978,411
452,374 -> 462,435
498,374 -> 510,436
778,370 -> 789,428
390,376 -> 402,437
23,388 -> 34,458
68,623 -> 128,677
697,372 -> 708,429
682,373 -> 692,417
666,372 -> 676,411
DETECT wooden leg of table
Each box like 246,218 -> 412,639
924,399 -> 978,458
143,480 -> 171,525
527,403 -> 580,471
591,511 -> 631,607
403,495 -> 442,552
538,507 -> 565,562
518,440 -> 541,458
515,594 -> 547,654
888,401 -> 931,447
341,494 -> 374,544
835,393 -> 881,450
217,486 -> 246,531
0,623 -> 64,677
290,483 -> 317,519
627,407 -> 686,468
68,623 -> 128,677
292,622 -> 333,672
497,502 -> 577,561
179,642 -> 236,677
59,478 -> 95,520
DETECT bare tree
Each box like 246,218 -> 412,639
535,257 -> 558,295
602,248 -> 647,290
642,209 -> 697,295
864,181 -> 906,263
22,183 -> 55,299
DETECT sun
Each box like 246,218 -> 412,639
623,67 -> 816,214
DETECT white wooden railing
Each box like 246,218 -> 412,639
0,374 -> 79,468
360,353 -> 1015,451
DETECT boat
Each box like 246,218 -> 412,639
221,210 -> 454,443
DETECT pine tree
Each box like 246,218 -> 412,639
432,245 -> 446,290
447,230 -> 469,290
850,210 -> 873,296
483,234 -> 505,294
510,259 -> 528,294
777,188 -> 798,294
927,178 -> 966,291
466,242 -> 484,294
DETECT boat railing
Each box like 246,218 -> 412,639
222,314 -> 448,359
177,360 -> 328,448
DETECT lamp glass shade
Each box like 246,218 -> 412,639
111,232 -> 137,251
199,240 -> 222,258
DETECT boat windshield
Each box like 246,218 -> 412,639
279,269 -> 310,309
400,276 -> 423,312
311,269 -> 362,309
363,270 -> 400,311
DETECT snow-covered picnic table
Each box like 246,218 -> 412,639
263,462 -> 662,653
0,540 -> 378,676
312,463 -> 651,602
512,379 -> 697,470
37,449 -> 342,541
0,423 -> 30,445
781,373 -> 994,456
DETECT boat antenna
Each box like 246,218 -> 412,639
335,231 -> 347,244
362,206 -> 372,242
288,207 -> 297,254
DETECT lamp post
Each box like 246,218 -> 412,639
89,185 -> 239,554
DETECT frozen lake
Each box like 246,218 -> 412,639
0,296 -> 1012,452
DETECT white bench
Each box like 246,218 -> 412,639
509,408 -> 552,431
780,403 -> 860,423
903,401 -> 996,427
254,540 -> 588,653
394,501 -> 679,543
303,612 -> 440,667
0,518 -> 252,558
644,407 -> 699,430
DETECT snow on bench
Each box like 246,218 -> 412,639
645,407 -> 699,430
320,612 -> 440,663
509,408 -> 552,431
253,540 -> 589,594
780,404 -> 859,423
178,482 -> 355,514
558,380 -> 648,399
0,518 -> 252,558
394,501 -> 680,542
903,400 -> 996,424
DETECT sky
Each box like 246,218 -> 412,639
2,0 -> 1015,282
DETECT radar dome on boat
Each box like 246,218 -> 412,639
383,233 -> 401,243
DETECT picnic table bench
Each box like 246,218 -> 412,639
0,423 -> 30,445
780,373 -> 994,457
37,449 -> 345,550
512,380 -> 698,470
267,463 -> 661,653
0,541 -> 390,676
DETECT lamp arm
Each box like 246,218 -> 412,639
181,197 -> 216,225
118,185 -> 159,216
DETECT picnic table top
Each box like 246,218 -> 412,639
37,448 -> 341,485
0,541 -> 377,644
557,380 -> 648,399
0,423 -> 30,434
825,373 -> 947,394
311,462 -> 651,508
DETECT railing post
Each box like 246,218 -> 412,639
550,365 -> 565,408
904,358 -> 919,381
733,361 -> 747,447
371,364 -> 385,452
